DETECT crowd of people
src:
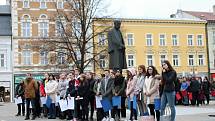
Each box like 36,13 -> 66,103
14,60 -> 215,121
175,75 -> 215,106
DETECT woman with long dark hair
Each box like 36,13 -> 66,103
45,74 -> 58,119
160,60 -> 177,121
143,66 -> 160,121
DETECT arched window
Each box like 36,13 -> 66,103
38,14 -> 49,37
22,14 -> 31,37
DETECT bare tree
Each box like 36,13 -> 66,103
42,0 -> 113,73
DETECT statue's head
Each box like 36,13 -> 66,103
114,19 -> 121,30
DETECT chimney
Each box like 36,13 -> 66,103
213,5 -> 215,15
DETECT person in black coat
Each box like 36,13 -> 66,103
76,74 -> 90,120
66,74 -> 76,120
15,81 -> 25,116
189,77 -> 201,106
86,72 -> 96,120
202,77 -> 210,105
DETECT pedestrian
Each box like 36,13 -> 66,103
134,65 -> 147,116
76,74 -> 89,120
126,68 -> 137,121
112,70 -> 125,119
41,73 -> 49,117
202,77 -> 210,105
58,72 -> 69,119
39,80 -> 47,117
101,70 -> 114,119
86,72 -> 96,121
23,73 -> 38,120
45,74 -> 58,119
15,81 -> 25,116
66,73 -> 76,120
189,77 -> 201,106
143,66 -> 160,121
93,74 -> 105,121
35,81 -> 41,118
160,60 -> 177,121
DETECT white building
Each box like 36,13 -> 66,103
0,5 -> 12,99
171,6 -> 215,80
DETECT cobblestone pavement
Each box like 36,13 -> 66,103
1,102 -> 215,121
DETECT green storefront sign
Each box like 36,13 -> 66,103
14,74 -> 44,87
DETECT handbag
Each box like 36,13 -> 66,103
211,91 -> 215,97
175,92 -> 181,101
160,106 -> 171,121
188,92 -> 193,100
154,98 -> 161,110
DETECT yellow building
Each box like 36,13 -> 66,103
94,18 -> 209,77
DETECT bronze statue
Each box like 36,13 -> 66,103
108,20 -> 127,71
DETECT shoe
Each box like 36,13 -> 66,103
24,117 -> 30,120
31,116 -> 36,120
15,113 -> 21,116
22,113 -> 25,116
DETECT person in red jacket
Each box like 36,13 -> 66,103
39,81 -> 47,117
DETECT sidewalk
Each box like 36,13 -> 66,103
1,102 -> 215,121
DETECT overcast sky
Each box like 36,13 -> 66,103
1,0 -> 215,18
107,0 -> 215,18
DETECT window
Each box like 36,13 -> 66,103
40,51 -> 48,65
23,0 -> 29,8
159,34 -> 166,46
98,34 -> 105,46
188,55 -> 194,66
197,35 -> 203,46
172,34 -> 178,46
213,31 -> 215,45
198,55 -> 204,66
147,55 -> 153,66
173,55 -> 179,66
146,34 -> 152,46
160,55 -> 166,65
39,22 -> 49,37
73,20 -> 81,37
99,55 -> 106,68
57,52 -> 66,64
188,35 -> 193,46
57,1 -> 64,9
22,22 -> 30,37
127,55 -> 134,67
56,21 -> 64,36
23,50 -> 31,65
0,54 -> 5,67
127,34 -> 134,46
74,2 -> 80,9
40,0 -> 46,9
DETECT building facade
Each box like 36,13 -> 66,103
172,6 -> 215,80
11,0 -> 93,87
94,18 -> 208,77
0,5 -> 12,96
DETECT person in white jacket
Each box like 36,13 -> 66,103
45,74 -> 58,119
143,66 -> 160,121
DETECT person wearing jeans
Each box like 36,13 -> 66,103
159,60 -> 177,121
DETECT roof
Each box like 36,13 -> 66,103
0,5 -> 10,15
0,15 -> 12,36
94,17 -> 207,24
183,10 -> 215,20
